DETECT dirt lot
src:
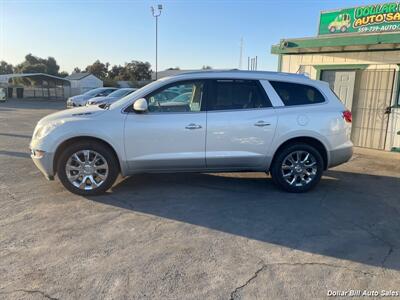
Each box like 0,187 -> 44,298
1,99 -> 400,299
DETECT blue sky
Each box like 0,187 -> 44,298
1,0 -> 382,73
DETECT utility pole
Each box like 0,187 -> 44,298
151,4 -> 163,80
239,37 -> 243,70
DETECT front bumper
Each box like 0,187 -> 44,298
30,149 -> 55,180
66,101 -> 76,108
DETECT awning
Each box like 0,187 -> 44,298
271,32 -> 400,54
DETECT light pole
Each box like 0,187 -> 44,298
151,4 -> 163,80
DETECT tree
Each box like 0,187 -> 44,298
107,61 -> 151,81
46,57 -> 60,75
108,65 -> 124,80
120,61 -> 151,81
0,61 -> 13,74
85,60 -> 109,79
73,67 -> 81,73
15,54 -> 61,76
58,71 -> 69,78
202,65 -> 212,70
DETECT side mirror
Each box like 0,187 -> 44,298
133,98 -> 148,112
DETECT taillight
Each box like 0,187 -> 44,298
342,110 -> 352,123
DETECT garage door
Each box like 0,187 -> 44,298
351,69 -> 395,150
321,69 -> 395,150
321,70 -> 356,110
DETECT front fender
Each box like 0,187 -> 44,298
31,120 -> 128,176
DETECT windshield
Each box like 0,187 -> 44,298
109,81 -> 161,108
84,88 -> 107,97
107,89 -> 134,98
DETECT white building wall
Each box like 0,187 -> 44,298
69,75 -> 103,96
280,50 -> 400,151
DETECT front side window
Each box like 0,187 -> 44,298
146,81 -> 204,113
208,79 -> 271,111
269,81 -> 325,106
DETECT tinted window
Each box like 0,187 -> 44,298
146,81 -> 204,113
270,81 -> 325,106
209,80 -> 271,111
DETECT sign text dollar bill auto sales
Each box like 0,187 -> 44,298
319,2 -> 400,35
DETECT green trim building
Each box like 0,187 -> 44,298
271,3 -> 400,151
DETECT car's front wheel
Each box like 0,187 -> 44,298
270,143 -> 323,193
57,141 -> 119,196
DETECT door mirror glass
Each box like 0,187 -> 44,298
133,98 -> 148,112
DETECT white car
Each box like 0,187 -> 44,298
0,88 -> 6,101
86,88 -> 137,106
30,71 -> 353,195
66,87 -> 117,107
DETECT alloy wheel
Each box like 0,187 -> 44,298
281,150 -> 317,187
65,150 -> 109,190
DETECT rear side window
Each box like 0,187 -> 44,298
269,81 -> 325,106
208,79 -> 271,111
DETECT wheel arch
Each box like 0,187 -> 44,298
271,136 -> 328,170
53,136 -> 122,175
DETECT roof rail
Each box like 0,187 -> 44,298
173,69 -> 307,78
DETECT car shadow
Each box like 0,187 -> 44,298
88,170 -> 400,271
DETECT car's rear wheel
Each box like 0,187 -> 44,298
57,141 -> 119,196
270,143 -> 323,193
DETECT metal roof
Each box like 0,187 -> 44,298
0,73 -> 71,83
271,32 -> 400,55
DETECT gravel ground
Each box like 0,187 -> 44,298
0,99 -> 400,300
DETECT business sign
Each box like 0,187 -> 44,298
319,2 -> 400,35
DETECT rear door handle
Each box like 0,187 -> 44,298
185,123 -> 202,130
254,121 -> 271,127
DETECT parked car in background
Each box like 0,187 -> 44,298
66,87 -> 117,107
0,88 -> 6,102
86,88 -> 137,106
30,70 -> 353,196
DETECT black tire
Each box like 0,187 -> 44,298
340,25 -> 348,32
329,26 -> 336,33
57,141 -> 119,196
270,143 -> 324,193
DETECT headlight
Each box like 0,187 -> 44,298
33,121 -> 64,140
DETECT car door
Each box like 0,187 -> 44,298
206,79 -> 277,169
124,80 -> 207,171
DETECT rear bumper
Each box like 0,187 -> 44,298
328,142 -> 353,168
31,150 -> 55,180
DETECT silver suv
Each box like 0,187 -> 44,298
30,71 -> 353,195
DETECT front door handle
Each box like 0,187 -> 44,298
185,123 -> 202,130
254,121 -> 271,127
